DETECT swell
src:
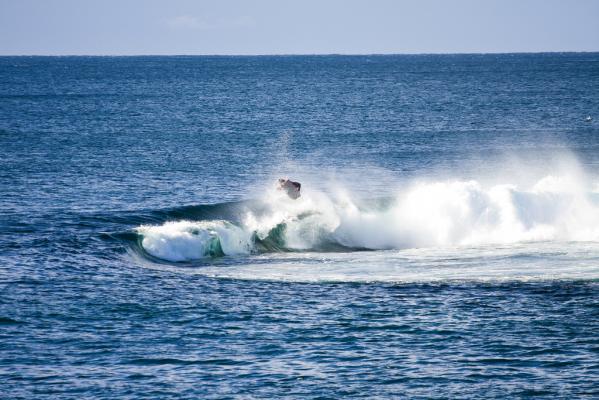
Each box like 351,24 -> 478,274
96,200 -> 254,227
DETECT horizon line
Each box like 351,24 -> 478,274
2,50 -> 599,57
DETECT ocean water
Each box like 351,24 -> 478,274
2,53 -> 599,398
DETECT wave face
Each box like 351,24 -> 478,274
134,172 -> 599,262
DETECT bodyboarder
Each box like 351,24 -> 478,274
277,178 -> 301,199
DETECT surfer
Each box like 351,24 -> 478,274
277,178 -> 301,199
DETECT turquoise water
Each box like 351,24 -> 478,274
2,54 -> 599,398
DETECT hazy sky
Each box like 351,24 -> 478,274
1,0 -> 598,55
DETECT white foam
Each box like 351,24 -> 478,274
254,172 -> 599,250
136,220 -> 252,261
136,168 -> 599,262
146,243 -> 599,283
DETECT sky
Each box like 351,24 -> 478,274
1,0 -> 598,55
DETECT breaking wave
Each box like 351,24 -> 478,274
132,172 -> 599,262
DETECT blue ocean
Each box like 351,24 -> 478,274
2,54 -> 599,398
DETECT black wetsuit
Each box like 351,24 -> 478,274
279,179 -> 301,199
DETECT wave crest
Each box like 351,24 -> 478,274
136,220 -> 252,261
134,174 -> 599,262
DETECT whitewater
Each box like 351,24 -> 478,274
132,159 -> 599,282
